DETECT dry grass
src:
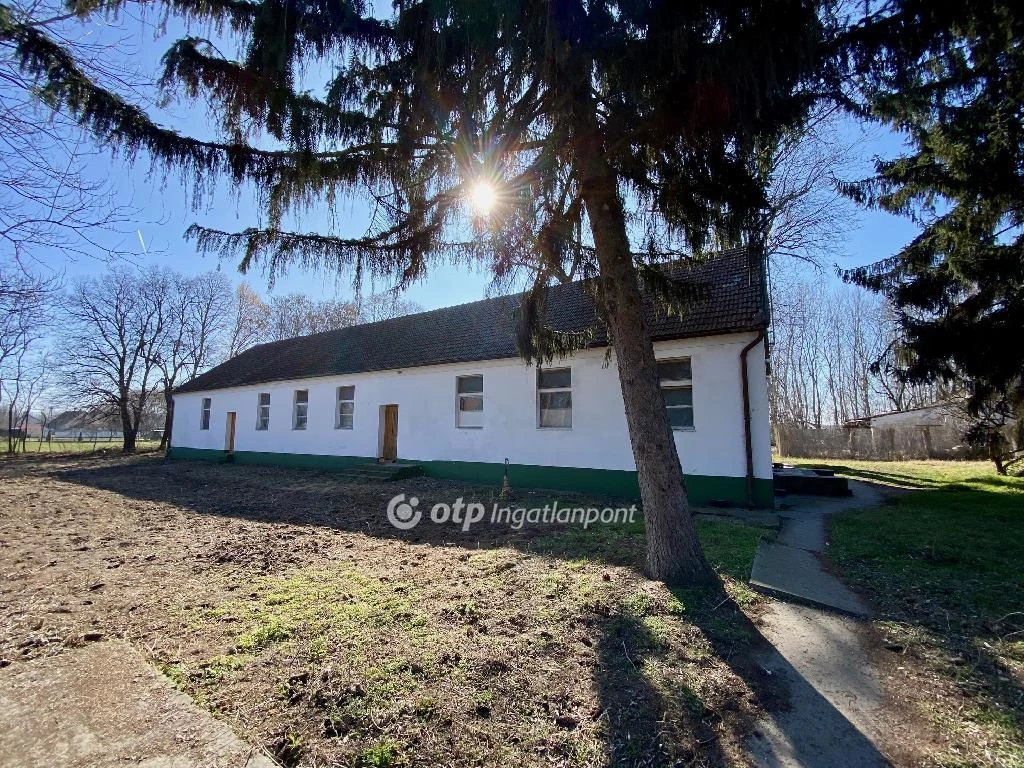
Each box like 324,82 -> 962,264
0,453 -> 778,767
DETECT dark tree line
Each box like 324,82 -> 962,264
844,3 -> 1024,473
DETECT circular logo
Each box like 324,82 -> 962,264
386,494 -> 421,530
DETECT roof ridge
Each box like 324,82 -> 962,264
254,246 -> 752,350
178,248 -> 764,394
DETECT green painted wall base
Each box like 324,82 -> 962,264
168,447 -> 774,508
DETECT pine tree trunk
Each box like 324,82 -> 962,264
990,434 -> 1006,475
573,131 -> 715,586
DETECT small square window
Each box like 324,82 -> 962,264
657,359 -> 692,383
537,367 -> 572,428
200,398 -> 211,430
538,368 -> 572,390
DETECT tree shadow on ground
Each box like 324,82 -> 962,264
45,454 -> 655,564
812,465 -> 941,490
591,605 -> 734,766
39,454 -> 895,765
673,586 -> 891,767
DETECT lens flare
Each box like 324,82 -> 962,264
468,179 -> 498,215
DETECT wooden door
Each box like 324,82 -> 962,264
225,411 -> 236,454
381,405 -> 398,461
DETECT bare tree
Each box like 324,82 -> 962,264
267,295 -> 360,341
1,265 -> 54,365
751,108 -> 865,270
768,274 -> 939,431
359,293 -> 425,324
35,402 -> 56,449
2,344 -> 49,452
227,282 -> 271,358
1,263 -> 55,450
61,267 -> 169,453
156,270 -> 233,448
226,285 -> 424,352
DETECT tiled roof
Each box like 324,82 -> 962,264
177,248 -> 766,394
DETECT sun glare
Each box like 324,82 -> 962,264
468,179 -> 498,215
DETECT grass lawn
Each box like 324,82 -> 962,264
0,454 -> 776,768
782,457 -> 1024,767
3,439 -> 162,454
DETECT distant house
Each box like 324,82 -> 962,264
170,249 -> 774,507
48,408 -> 123,441
844,402 -> 963,431
843,402 -> 977,458
0,414 -> 43,440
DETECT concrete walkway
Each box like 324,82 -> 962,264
748,602 -> 900,767
0,641 -> 274,768
745,481 -> 914,767
749,481 -> 885,616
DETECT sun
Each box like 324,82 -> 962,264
468,179 -> 498,215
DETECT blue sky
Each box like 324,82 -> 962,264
55,10 -> 921,311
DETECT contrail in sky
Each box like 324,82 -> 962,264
137,229 -> 148,254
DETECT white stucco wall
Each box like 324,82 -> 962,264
171,331 -> 771,481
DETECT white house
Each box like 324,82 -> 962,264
170,249 -> 774,507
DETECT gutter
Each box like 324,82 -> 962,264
740,330 -> 766,509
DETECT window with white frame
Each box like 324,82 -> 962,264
200,397 -> 211,430
293,390 -> 308,430
456,375 -> 483,428
657,358 -> 694,429
336,385 -> 354,429
537,367 -> 572,428
256,392 -> 270,430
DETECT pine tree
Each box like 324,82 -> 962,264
844,2 -> 1024,473
3,0 -> 843,583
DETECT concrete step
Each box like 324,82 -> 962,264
773,467 -> 851,497
336,462 -> 424,481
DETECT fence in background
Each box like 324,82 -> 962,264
773,423 -> 979,460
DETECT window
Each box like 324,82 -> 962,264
657,358 -> 694,429
256,393 -> 270,430
200,398 -> 211,430
293,390 -> 308,430
537,367 -> 572,428
336,385 -> 354,429
456,375 -> 484,428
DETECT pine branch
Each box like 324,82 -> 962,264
161,36 -> 378,148
0,7 -> 403,195
185,223 -> 483,288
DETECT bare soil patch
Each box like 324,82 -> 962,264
0,453 -> 778,767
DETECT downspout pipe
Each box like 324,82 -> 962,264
740,330 -> 766,509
